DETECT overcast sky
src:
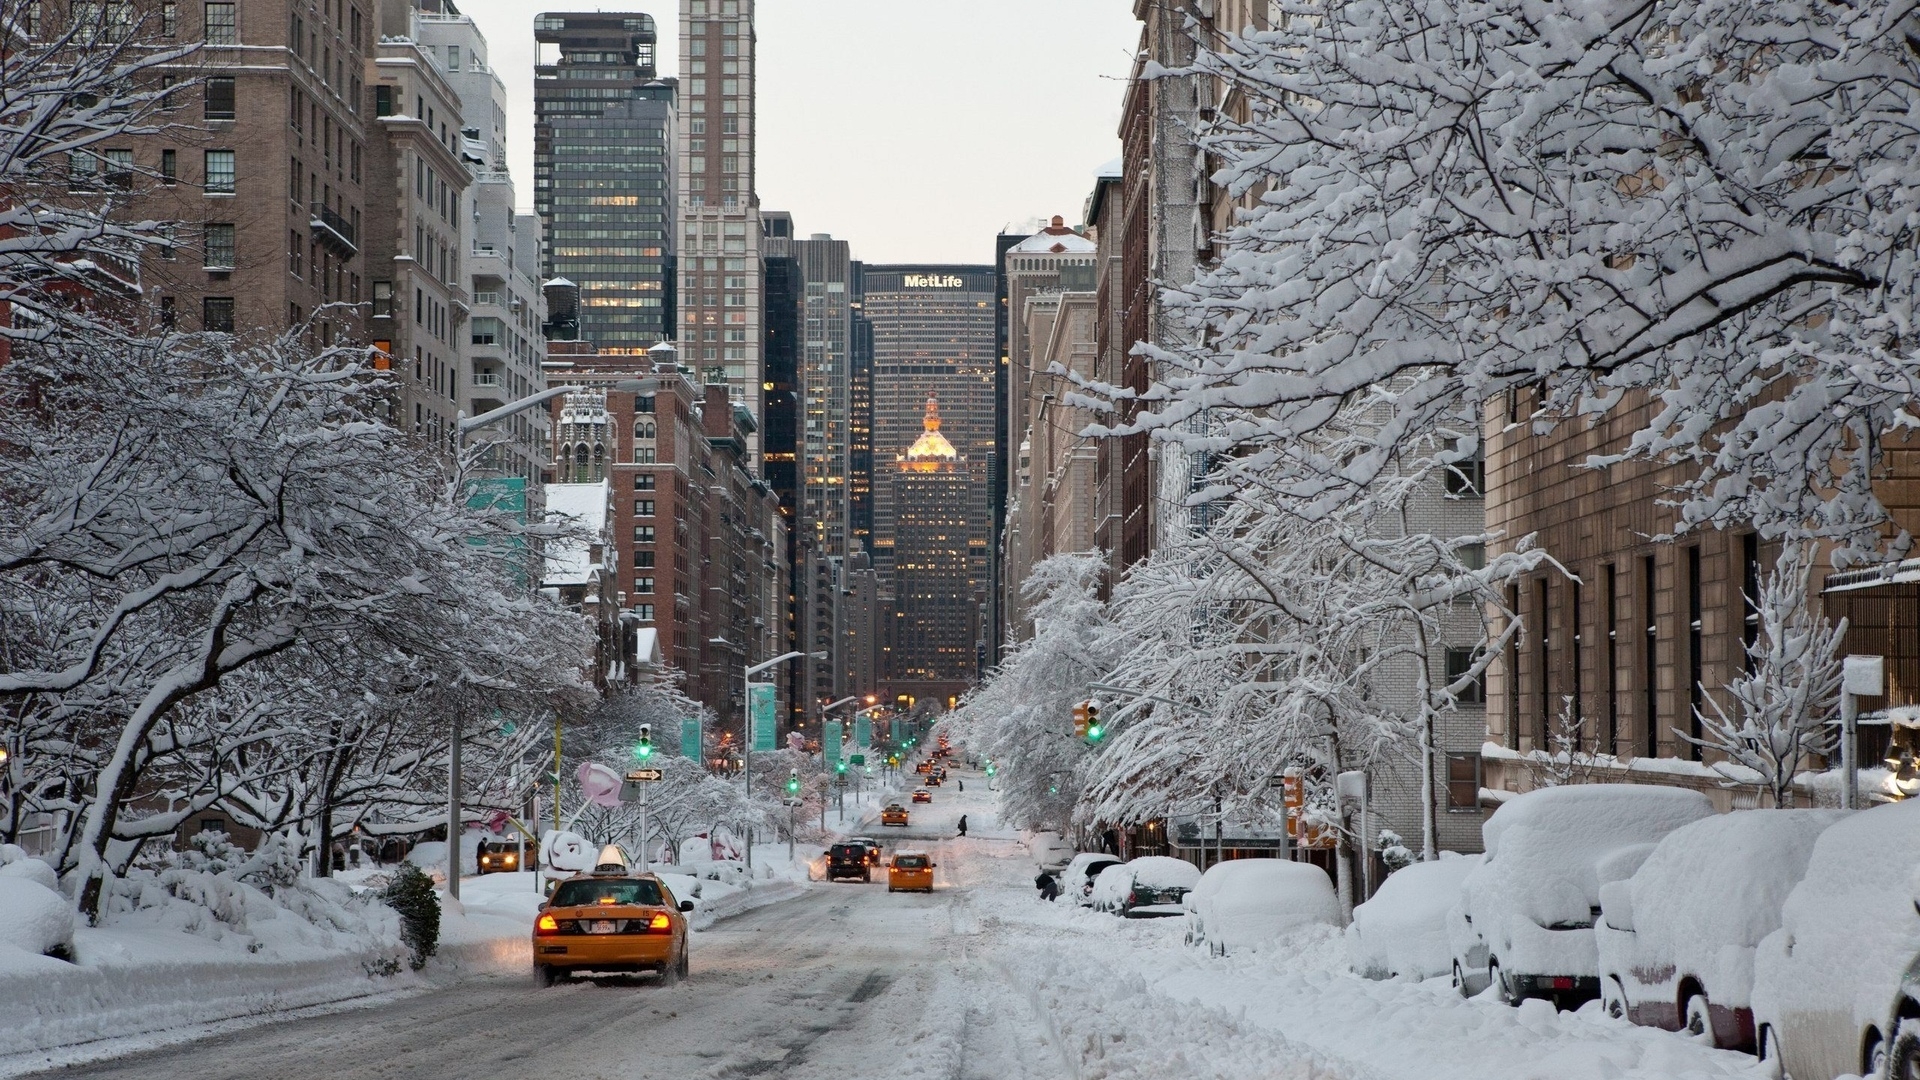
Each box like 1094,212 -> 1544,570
452,1 -> 1140,264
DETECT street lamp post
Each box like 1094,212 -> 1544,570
442,376 -> 660,900
740,650 -> 819,868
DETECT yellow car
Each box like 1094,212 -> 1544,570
888,851 -> 935,893
880,803 -> 910,827
532,871 -> 692,986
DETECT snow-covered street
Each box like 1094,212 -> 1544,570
5,772 -> 1776,1080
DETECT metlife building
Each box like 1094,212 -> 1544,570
857,265 -> 996,607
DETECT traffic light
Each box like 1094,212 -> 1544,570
1072,702 -> 1088,738
1084,702 -> 1104,744
634,723 -> 654,760
985,761 -> 997,777
786,769 -> 801,795
835,760 -> 847,774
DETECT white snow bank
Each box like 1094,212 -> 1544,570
1188,858 -> 1339,956
1753,798 -> 1920,1064
0,851 -> 61,893
1601,809 -> 1843,1012
1350,855 -> 1480,980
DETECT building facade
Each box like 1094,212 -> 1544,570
858,265 -> 996,605
889,396 -> 975,709
795,233 -> 854,562
532,12 -> 675,355
676,0 -> 764,465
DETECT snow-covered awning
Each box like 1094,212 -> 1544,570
632,626 -> 659,670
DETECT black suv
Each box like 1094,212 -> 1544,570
827,843 -> 872,882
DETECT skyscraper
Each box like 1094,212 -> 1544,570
889,396 -> 975,709
676,0 -> 764,466
795,234 -> 853,559
532,13 -> 676,354
858,266 -> 996,599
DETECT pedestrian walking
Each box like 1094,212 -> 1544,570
958,779 -> 965,792
957,814 -> 968,837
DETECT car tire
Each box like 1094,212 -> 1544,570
533,963 -> 555,988
1887,1019 -> 1920,1080
1491,960 -> 1518,1007
1757,1025 -> 1787,1080
1867,1028 -> 1889,1080
1683,993 -> 1716,1047
1453,962 -> 1469,999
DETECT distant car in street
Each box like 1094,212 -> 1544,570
477,838 -> 534,875
887,851 -> 935,893
1092,856 -> 1201,918
1753,798 -> 1920,1080
847,837 -> 884,865
911,788 -> 932,804
1186,858 -> 1337,956
1061,853 -> 1123,906
826,843 -> 873,882
532,869 -> 694,986
1450,784 -> 1712,1009
880,804 -> 910,827
1597,809 -> 1842,1050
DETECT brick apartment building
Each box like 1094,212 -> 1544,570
546,347 -> 789,729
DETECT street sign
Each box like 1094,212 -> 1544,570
625,768 -> 664,782
748,683 -> 777,751
620,768 -> 663,802
679,717 -> 701,760
853,712 -> 871,748
849,753 -> 865,766
824,720 -> 843,769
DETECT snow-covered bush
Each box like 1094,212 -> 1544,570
0,877 -> 74,963
381,863 -> 440,971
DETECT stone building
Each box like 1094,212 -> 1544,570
887,396 -> 975,710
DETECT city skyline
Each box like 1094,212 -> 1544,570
448,0 -> 1138,263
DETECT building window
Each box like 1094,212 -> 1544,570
161,1 -> 177,35
205,77 -> 236,119
203,1 -> 236,44
203,223 -> 236,269
635,499 -> 655,517
161,148 -> 177,184
202,296 -> 235,332
371,280 -> 392,318
635,551 -> 655,568
289,231 -> 302,277
1445,753 -> 1481,811
375,84 -> 393,116
633,526 -> 655,544
200,816 -> 227,834
634,577 -> 654,594
634,394 -> 655,413
103,148 -> 133,189
633,473 -> 655,491
632,604 -> 654,622
204,149 -> 235,193
1444,439 -> 1484,495
1445,647 -> 1484,704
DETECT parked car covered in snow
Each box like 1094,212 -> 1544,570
1349,855 -> 1481,981
1596,809 -> 1842,1050
1186,858 -> 1338,956
1030,831 -> 1075,873
1752,798 -> 1920,1080
1091,856 -> 1201,918
1061,853 -> 1123,906
1450,784 -> 1712,1008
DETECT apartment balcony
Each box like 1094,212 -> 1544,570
309,203 -> 357,258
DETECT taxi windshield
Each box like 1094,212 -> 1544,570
552,879 -> 663,907
894,856 -> 928,869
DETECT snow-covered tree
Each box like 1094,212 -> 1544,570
1093,0 -> 1920,563
948,554 -> 1119,834
1,0 -> 194,341
0,327 -> 592,915
1685,548 -> 1844,807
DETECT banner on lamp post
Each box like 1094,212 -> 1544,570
748,683 -> 777,752
824,721 -> 843,769
853,713 -> 871,748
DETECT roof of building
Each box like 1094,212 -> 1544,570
542,480 -> 609,587
903,395 -> 958,469
1009,215 -> 1096,255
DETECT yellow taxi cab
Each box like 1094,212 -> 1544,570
532,868 -> 693,986
880,803 -> 910,827
887,851 -> 935,893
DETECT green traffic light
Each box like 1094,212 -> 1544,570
1085,724 -> 1104,743
835,761 -> 847,773
634,742 -> 653,759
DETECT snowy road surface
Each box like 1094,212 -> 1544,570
17,772 -> 1774,1080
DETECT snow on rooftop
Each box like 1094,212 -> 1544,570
1095,156 -> 1123,179
1009,229 -> 1097,255
542,481 -> 608,587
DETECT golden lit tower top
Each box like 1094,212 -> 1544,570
902,394 -> 958,470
